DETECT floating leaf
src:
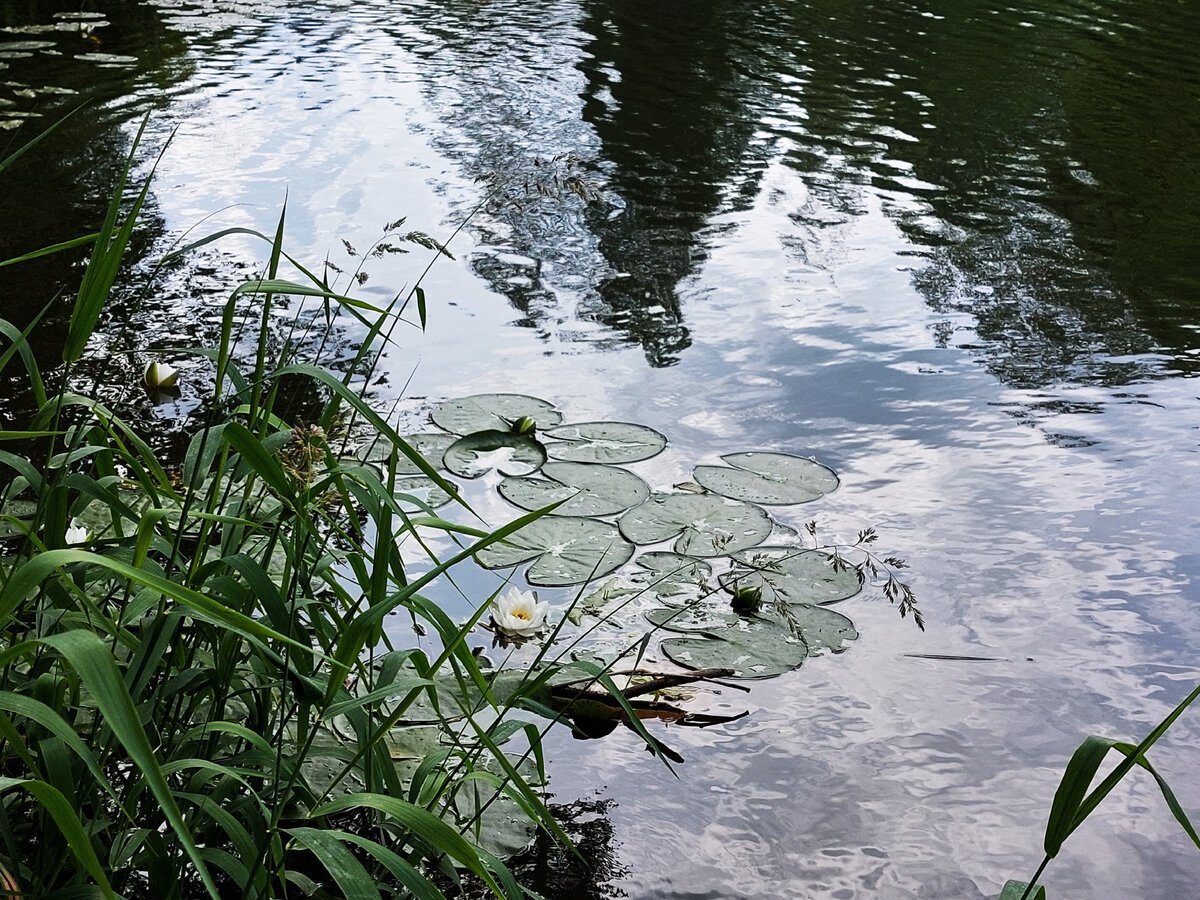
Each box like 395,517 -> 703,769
0,499 -> 38,538
356,433 -> 455,475
693,451 -> 838,505
498,462 -> 649,517
660,604 -> 857,677
443,430 -> 547,479
475,516 -> 635,586
617,493 -> 772,557
628,552 -> 712,601
431,394 -> 562,436
645,603 -> 739,634
718,546 -> 862,606
544,421 -> 667,464
661,630 -> 807,678
394,476 -> 455,513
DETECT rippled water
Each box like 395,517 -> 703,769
3,0 -> 1199,896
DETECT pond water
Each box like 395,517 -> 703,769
3,0 -> 1200,896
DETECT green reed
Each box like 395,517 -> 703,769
0,122 -> 579,898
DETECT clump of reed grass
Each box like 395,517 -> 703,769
0,118 -> 576,899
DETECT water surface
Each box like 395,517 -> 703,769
2,0 -> 1199,896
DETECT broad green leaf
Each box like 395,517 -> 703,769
544,421 -> 667,464
444,430 -> 547,479
499,461 -> 649,517
475,516 -> 635,586
629,552 -> 712,599
431,394 -> 562,436
645,604 -> 740,634
661,631 -> 808,678
356,433 -> 455,476
618,492 -> 772,557
719,547 -> 863,606
693,451 -> 839,505
658,603 -> 857,677
0,499 -> 37,538
394,475 -> 455,512
1000,882 -> 1046,900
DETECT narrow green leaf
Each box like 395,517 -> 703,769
285,828 -> 379,900
311,793 -> 482,871
39,631 -> 221,899
1044,735 -> 1113,857
0,776 -> 115,898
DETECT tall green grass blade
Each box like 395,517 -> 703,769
0,776 -> 114,898
65,116 -> 166,363
0,104 -> 84,175
0,315 -> 49,409
334,832 -> 449,900
311,793 -> 485,874
0,233 -> 99,268
0,550 -> 306,653
0,693 -> 117,803
1044,680 -> 1200,857
285,828 -> 380,900
39,630 -> 221,899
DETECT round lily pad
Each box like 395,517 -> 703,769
617,493 -> 772,557
661,630 -> 808,678
0,499 -> 38,538
718,547 -> 863,606
431,394 -> 563,436
660,604 -> 857,677
645,604 -> 740,634
693,452 -> 839,505
628,552 -> 712,600
443,430 -> 547,479
498,462 -> 649,517
544,421 -> 667,464
356,432 -> 455,475
475,516 -> 635,586
394,476 -> 455,513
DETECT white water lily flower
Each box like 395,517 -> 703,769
489,586 -> 550,638
64,521 -> 88,545
143,360 -> 179,390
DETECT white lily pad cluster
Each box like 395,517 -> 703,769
366,392 -> 864,679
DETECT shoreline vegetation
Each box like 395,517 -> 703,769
0,119 -> 592,898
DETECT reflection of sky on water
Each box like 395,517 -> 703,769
2,0 -> 1199,895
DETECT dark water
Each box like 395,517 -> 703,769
3,0 -> 1200,896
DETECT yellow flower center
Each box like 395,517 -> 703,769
512,609 -> 531,621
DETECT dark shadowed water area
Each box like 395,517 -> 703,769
3,0 -> 1200,896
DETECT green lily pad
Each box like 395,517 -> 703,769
628,552 -> 712,600
718,546 -> 863,606
693,452 -> 839,505
544,421 -> 667,464
660,604 -> 857,677
645,603 -> 740,634
432,394 -> 563,435
498,461 -> 649,517
0,499 -> 38,538
356,432 -> 455,475
661,629 -> 808,678
617,493 -> 772,557
394,476 -> 455,513
443,430 -> 548,479
475,516 -> 635,586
